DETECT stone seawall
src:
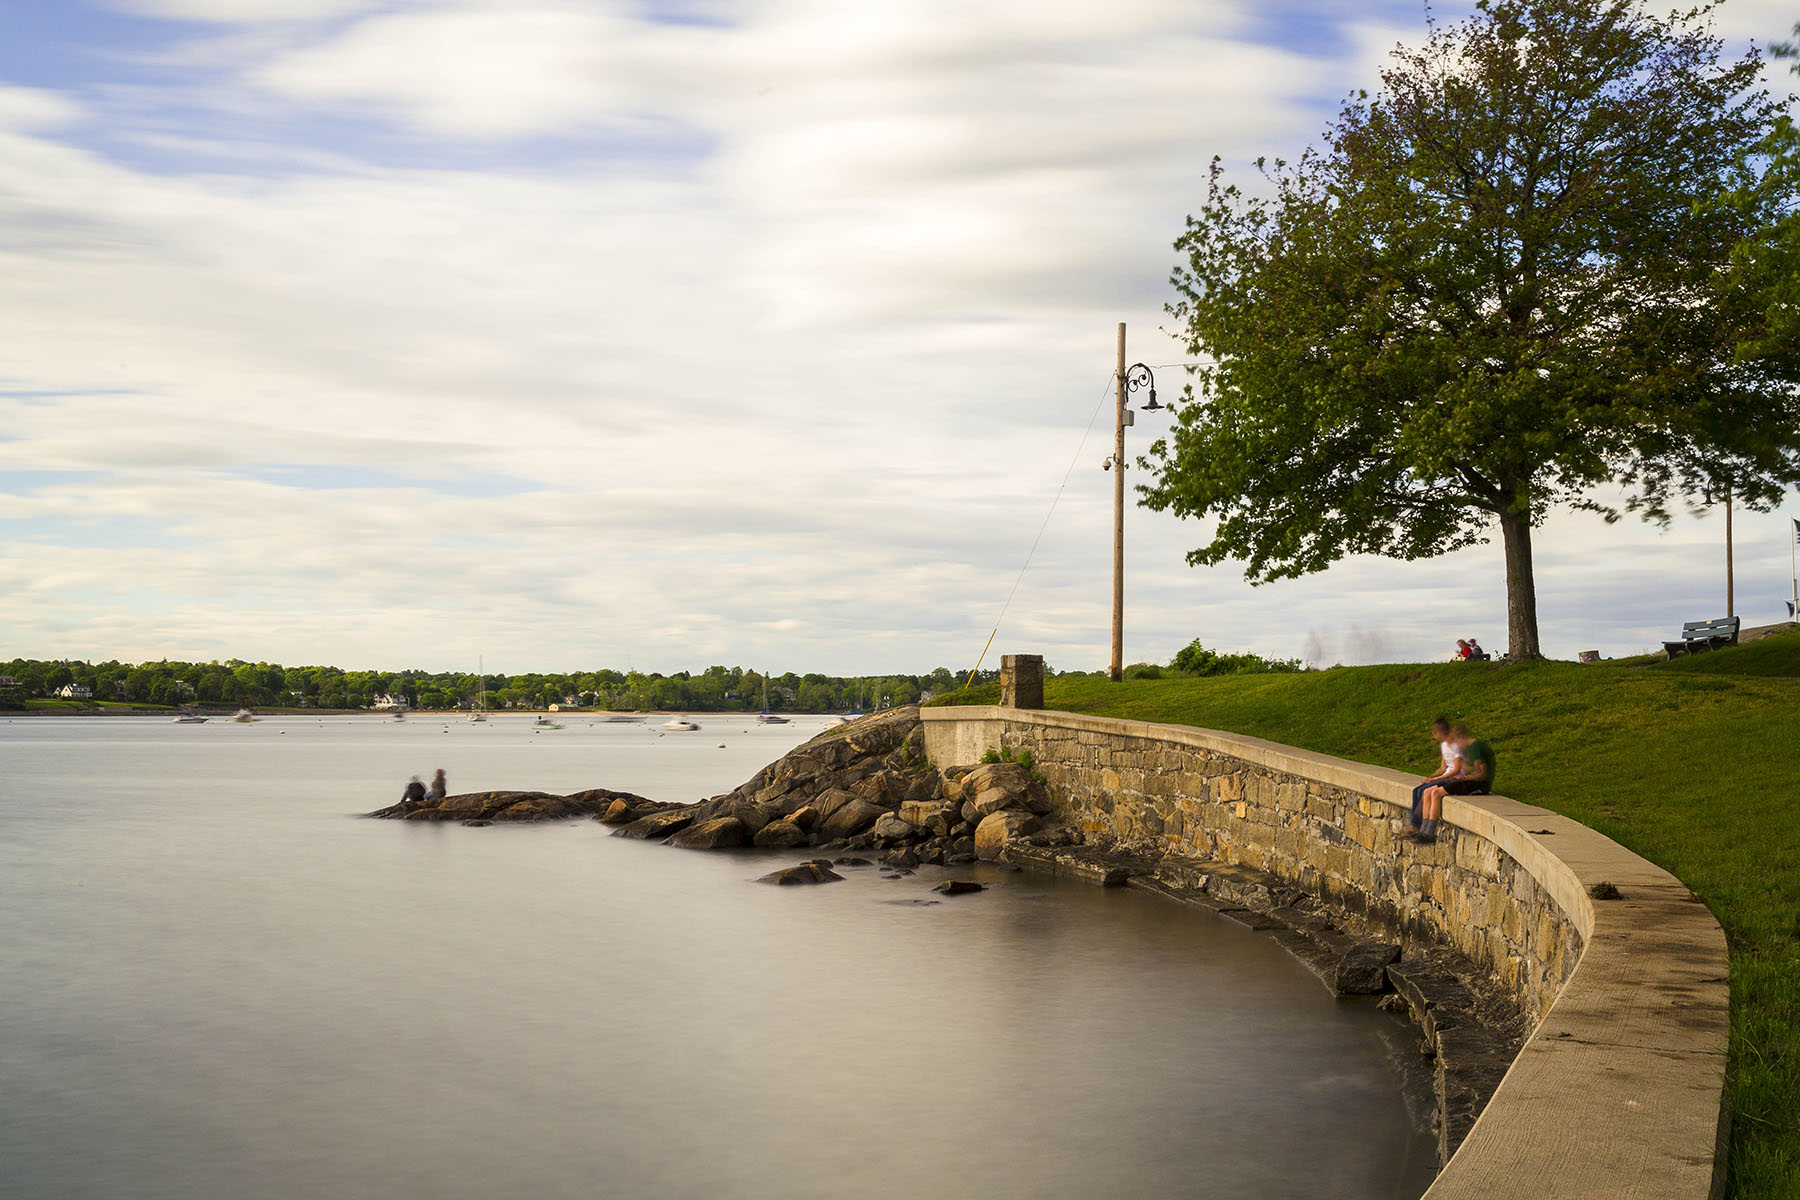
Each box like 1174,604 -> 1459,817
921,706 -> 1729,1200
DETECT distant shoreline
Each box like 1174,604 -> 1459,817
3,706 -> 839,718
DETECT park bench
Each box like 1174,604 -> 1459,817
1663,616 -> 1740,657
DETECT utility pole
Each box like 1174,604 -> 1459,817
1725,484 -> 1734,618
1111,323 -> 1127,682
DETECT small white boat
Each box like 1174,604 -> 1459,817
662,717 -> 699,731
467,711 -> 487,723
756,713 -> 789,725
230,708 -> 256,723
171,712 -> 207,724
533,717 -> 564,731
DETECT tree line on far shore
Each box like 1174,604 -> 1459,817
0,658 -> 990,713
1,642 -> 1303,713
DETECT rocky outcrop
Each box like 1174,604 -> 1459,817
369,786 -> 660,824
370,708 -> 1064,871
609,707 -> 1065,866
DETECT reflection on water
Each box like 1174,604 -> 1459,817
0,716 -> 1437,1199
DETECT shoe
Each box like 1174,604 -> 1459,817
1415,834 -> 1436,845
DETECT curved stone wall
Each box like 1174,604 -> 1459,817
921,706 -> 1729,1200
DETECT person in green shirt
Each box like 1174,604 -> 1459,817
1412,726 -> 1496,844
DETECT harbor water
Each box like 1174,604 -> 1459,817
0,714 -> 1439,1199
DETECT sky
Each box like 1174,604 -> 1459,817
1,0 -> 1797,677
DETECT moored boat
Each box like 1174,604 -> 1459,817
230,708 -> 256,723
662,717 -> 699,731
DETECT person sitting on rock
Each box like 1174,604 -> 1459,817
425,768 -> 447,801
1411,726 -> 1496,844
402,775 -> 426,806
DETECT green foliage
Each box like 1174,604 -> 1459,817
1008,656 -> 1798,1199
1168,639 -> 1303,677
976,744 -> 1034,771
0,657 -> 983,714
1145,0 -> 1800,662
1122,663 -> 1164,680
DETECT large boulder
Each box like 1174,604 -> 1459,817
966,787 -> 1017,822
753,820 -> 809,849
788,805 -> 819,831
870,813 -> 915,842
963,760 -> 1032,797
614,809 -> 697,840
668,816 -> 748,850
974,810 -> 1039,861
598,799 -> 635,825
817,796 -> 888,840
897,799 -> 941,827
811,789 -> 860,823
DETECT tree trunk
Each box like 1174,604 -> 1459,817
1497,507 -> 1542,660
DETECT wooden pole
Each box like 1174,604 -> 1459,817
1111,323 -> 1126,682
1725,485 -> 1734,618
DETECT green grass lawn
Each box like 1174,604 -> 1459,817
935,629 -> 1800,1199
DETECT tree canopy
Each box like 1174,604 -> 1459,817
1143,0 -> 1800,659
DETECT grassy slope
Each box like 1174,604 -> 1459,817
936,629 -> 1800,1199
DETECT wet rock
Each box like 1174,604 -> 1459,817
462,819 -> 492,827
788,805 -> 819,831
882,848 -> 921,869
946,853 -> 976,865
758,861 -> 844,886
1334,942 -> 1402,995
933,880 -> 985,896
614,809 -> 698,841
598,799 -> 635,825
835,857 -> 874,867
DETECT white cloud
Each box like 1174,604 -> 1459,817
0,0 -> 1792,675
104,0 -> 380,21
0,85 -> 86,131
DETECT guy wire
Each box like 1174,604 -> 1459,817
965,371 -> 1120,689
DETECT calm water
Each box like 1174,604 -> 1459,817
0,715 -> 1438,1199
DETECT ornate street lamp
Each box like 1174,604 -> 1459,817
1105,324 -> 1171,681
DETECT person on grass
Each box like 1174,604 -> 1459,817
1412,726 -> 1497,844
1408,716 -> 1458,836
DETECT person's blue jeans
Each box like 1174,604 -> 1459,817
1409,780 -> 1433,827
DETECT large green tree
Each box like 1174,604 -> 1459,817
1143,0 -> 1800,659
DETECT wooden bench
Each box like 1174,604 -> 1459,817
1664,616 -> 1740,656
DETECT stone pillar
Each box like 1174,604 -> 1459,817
1000,654 -> 1044,710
